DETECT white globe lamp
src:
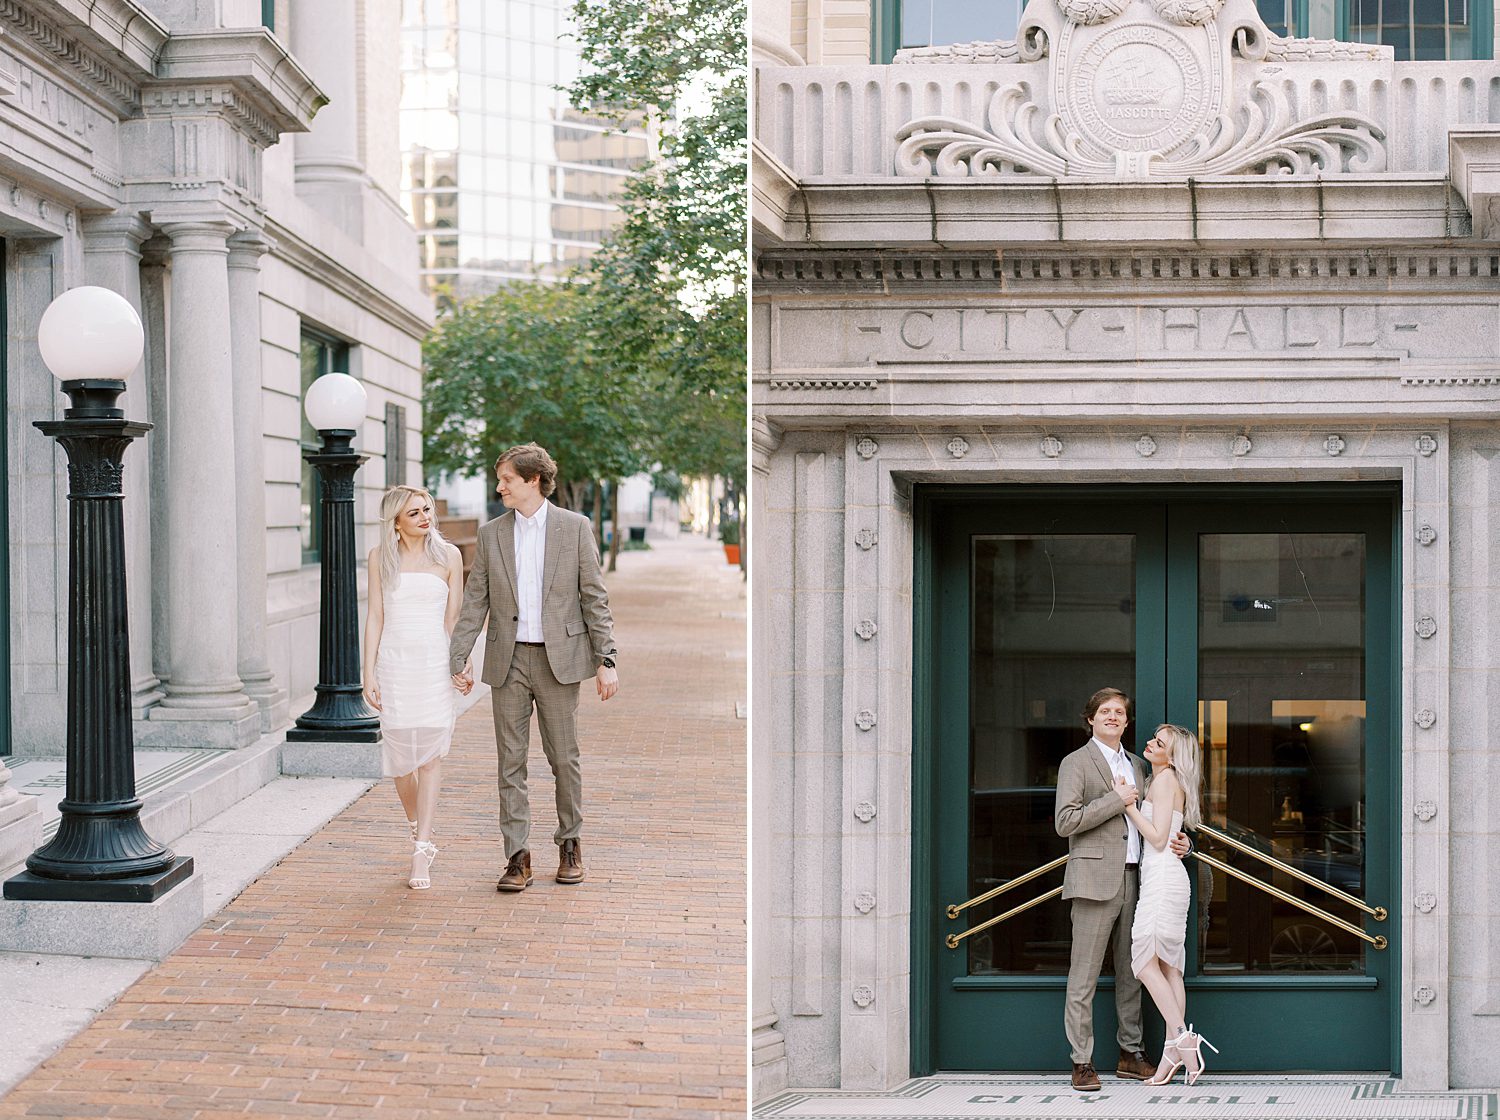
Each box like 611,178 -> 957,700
303,372 -> 367,432
37,286 -> 144,382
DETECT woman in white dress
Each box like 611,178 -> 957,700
361,485 -> 470,889
1120,723 -> 1218,1085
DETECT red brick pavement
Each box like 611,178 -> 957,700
0,537 -> 747,1120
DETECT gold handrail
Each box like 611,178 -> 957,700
946,885 -> 1065,949
1192,850 -> 1387,950
1196,824 -> 1387,922
947,854 -> 1069,920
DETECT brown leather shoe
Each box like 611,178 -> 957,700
556,839 -> 584,884
1116,1048 -> 1156,1080
1071,1062 -> 1101,1092
497,849 -> 532,892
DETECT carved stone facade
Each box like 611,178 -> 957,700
2,1 -> 431,769
752,0 -> 1500,1099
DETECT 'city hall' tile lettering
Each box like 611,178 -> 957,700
782,303 -> 1494,365
966,1092 -> 1293,1105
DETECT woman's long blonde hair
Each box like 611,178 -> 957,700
1154,723 -> 1203,829
378,485 -> 449,595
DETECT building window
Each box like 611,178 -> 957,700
385,403 -> 408,487
875,0 -> 1490,58
262,0 -> 275,30
299,330 -> 351,564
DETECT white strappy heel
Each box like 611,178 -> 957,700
409,840 -> 438,890
1180,1025 -> 1219,1086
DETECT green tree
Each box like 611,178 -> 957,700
568,0 -> 747,487
423,279 -> 649,512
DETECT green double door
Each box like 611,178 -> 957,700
917,485 -> 1398,1074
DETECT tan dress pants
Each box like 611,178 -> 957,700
490,643 -> 582,858
1064,868 -> 1144,1064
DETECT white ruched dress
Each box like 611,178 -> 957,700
375,571 -> 455,778
1131,802 -> 1190,977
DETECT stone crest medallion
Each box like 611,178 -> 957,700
893,0 -> 1388,178
1056,7 -> 1224,163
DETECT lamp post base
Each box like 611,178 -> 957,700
284,725 -> 382,743
3,855 -> 195,903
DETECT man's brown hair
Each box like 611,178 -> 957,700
495,442 -> 558,497
1082,686 -> 1131,727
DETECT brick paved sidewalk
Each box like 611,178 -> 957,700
0,535 -> 747,1120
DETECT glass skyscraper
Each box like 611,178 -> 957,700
399,0 -> 650,302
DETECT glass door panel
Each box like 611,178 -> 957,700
968,535 -> 1135,976
1196,533 -> 1370,976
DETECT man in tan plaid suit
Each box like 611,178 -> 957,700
1055,687 -> 1189,1091
451,444 -> 618,893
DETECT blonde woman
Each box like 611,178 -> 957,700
362,485 -> 470,889
1121,723 -> 1218,1085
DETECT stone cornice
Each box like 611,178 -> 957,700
25,0 -> 168,73
0,0 -> 160,115
264,215 -> 434,342
152,29 -> 326,141
754,245 -> 1500,294
751,140 -> 802,247
761,175 -> 1467,248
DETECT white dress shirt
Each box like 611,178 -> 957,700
1092,736 -> 1143,865
513,501 -> 548,643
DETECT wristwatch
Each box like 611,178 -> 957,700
600,656 -> 616,669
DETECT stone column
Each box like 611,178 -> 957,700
227,231 -> 288,731
750,416 -> 790,1098
146,220 -> 259,749
81,215 -> 163,720
291,0 -> 364,235
752,0 -> 803,64
139,241 -> 171,690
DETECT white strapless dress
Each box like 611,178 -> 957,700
1131,802 -> 1190,976
375,571 -> 455,778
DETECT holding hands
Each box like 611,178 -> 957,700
451,660 -> 474,695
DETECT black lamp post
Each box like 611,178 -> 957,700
4,286 -> 192,903
285,373 -> 380,743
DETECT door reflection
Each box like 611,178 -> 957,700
969,534 -> 1134,975
1196,533 -> 1368,974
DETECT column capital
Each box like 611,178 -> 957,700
227,229 -> 277,268
160,220 -> 236,254
81,214 -> 154,256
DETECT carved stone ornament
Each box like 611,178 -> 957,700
852,985 -> 875,1008
856,437 -> 879,460
1136,435 -> 1158,457
1414,799 -> 1437,822
1415,891 -> 1437,913
856,709 -> 878,731
1414,985 -> 1436,1006
1416,524 -> 1437,546
1041,435 -> 1064,458
1324,434 -> 1346,456
1415,615 -> 1437,639
855,528 -> 878,551
1232,434 -> 1253,456
947,436 -> 970,459
854,891 -> 876,914
854,800 -> 877,823
856,618 -> 879,640
1414,708 -> 1436,729
893,0 -> 1389,181
1416,434 -> 1438,456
